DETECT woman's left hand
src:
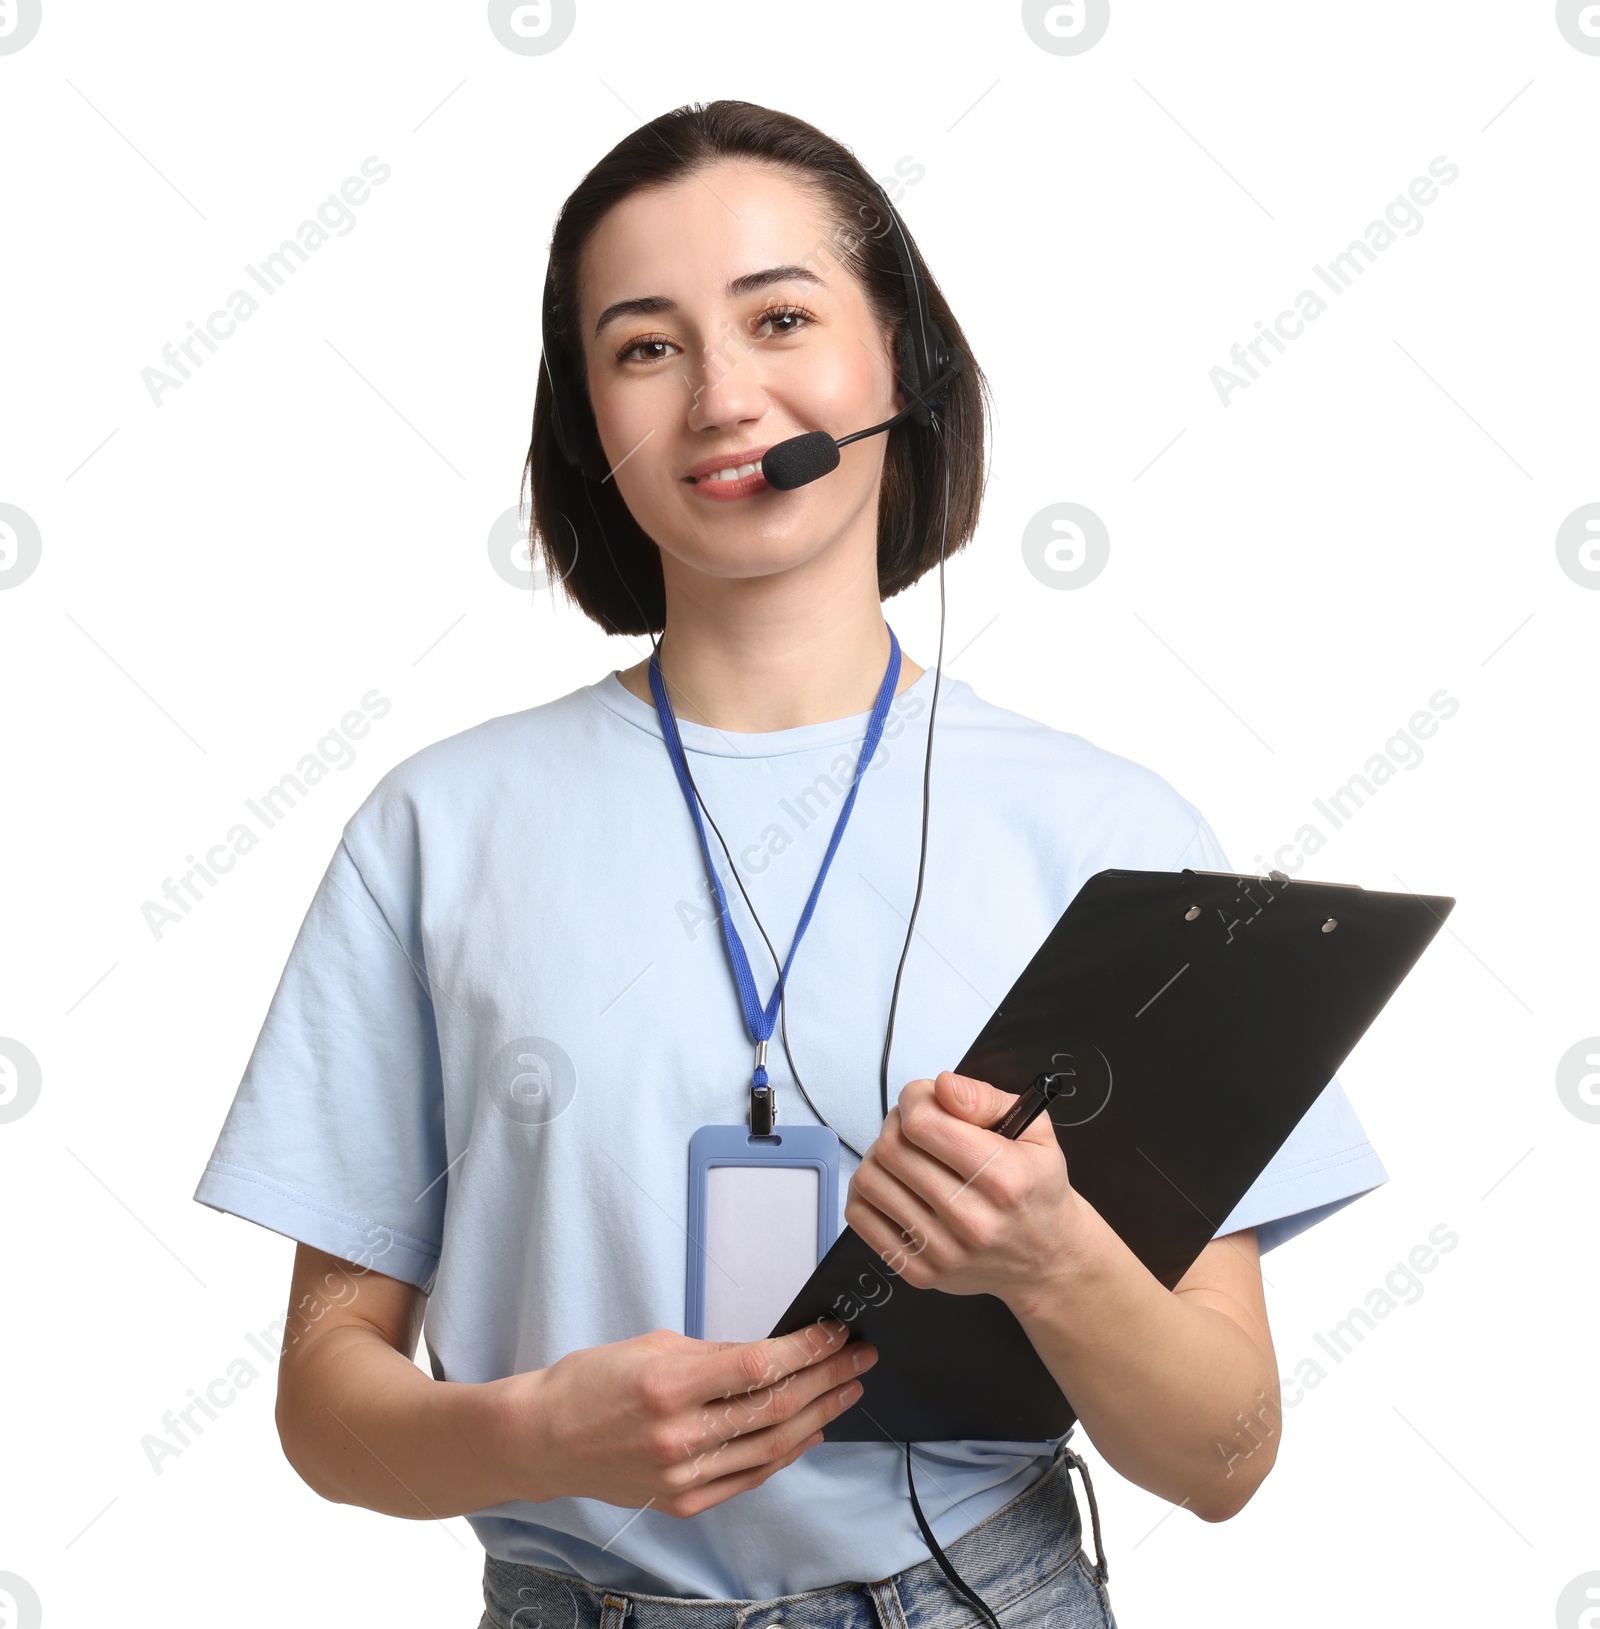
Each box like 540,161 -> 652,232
845,1070 -> 1098,1309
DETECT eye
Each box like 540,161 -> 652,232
615,333 -> 679,365
749,303 -> 814,340
612,303 -> 815,365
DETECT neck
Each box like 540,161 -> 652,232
615,543 -> 925,733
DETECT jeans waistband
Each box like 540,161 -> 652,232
480,1447 -> 1109,1629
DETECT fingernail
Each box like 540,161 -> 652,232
952,1073 -> 976,1110
839,1381 -> 863,1404
851,1347 -> 875,1373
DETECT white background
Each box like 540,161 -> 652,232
2,2 -> 1596,1625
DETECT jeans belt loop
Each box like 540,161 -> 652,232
1062,1446 -> 1110,1584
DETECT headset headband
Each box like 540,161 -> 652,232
870,182 -> 954,428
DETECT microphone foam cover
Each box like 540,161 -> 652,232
761,431 -> 841,491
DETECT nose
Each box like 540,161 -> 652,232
683,323 -> 768,436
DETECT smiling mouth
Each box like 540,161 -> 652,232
683,444 -> 778,485
687,458 -> 766,484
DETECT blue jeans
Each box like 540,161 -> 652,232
477,1447 -> 1116,1628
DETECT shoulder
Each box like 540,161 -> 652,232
338,679 -> 611,867
933,676 -> 1220,870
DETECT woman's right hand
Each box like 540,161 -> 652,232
504,1320 -> 878,1516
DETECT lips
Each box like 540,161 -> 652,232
684,445 -> 775,501
685,446 -> 773,479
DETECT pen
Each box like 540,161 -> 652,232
984,1070 -> 1068,1140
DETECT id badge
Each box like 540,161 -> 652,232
685,1125 -> 841,1342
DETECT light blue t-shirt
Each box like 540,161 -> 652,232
193,664 -> 1388,1598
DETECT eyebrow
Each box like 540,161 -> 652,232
592,265 -> 827,341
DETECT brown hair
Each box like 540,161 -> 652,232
522,99 -> 991,637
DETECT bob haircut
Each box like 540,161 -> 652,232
523,99 -> 991,638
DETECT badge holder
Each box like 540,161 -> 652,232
686,1056 -> 841,1342
653,640 -> 897,1347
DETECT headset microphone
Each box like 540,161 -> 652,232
761,351 -> 966,491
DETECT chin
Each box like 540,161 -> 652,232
664,537 -> 822,583
649,504 -> 847,580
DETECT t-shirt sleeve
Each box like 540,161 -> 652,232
1174,812 -> 1390,1256
192,833 -> 448,1288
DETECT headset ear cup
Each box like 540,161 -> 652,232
569,371 -> 611,482
895,321 -> 931,427
552,356 -> 608,482
579,425 -> 608,484
927,324 -> 950,404
897,319 -> 960,427
541,273 -> 609,483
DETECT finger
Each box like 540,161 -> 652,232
866,1108 -> 978,1215
689,1318 -> 853,1410
674,1368 -> 869,1493
850,1139 -> 949,1243
935,1069 -> 1022,1129
686,1339 -> 876,1457
658,1428 -> 824,1519
897,1074 -> 1021,1181
847,1192 -> 941,1285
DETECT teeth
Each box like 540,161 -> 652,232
704,460 -> 761,482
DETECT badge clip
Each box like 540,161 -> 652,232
748,1039 -> 777,1136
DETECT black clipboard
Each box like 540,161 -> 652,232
769,866 -> 1454,1442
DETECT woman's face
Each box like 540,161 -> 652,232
575,159 -> 903,586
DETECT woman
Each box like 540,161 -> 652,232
195,101 -> 1390,1627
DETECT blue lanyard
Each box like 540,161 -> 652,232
648,628 -> 903,1112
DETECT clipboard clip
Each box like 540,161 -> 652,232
1184,867 -> 1293,885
